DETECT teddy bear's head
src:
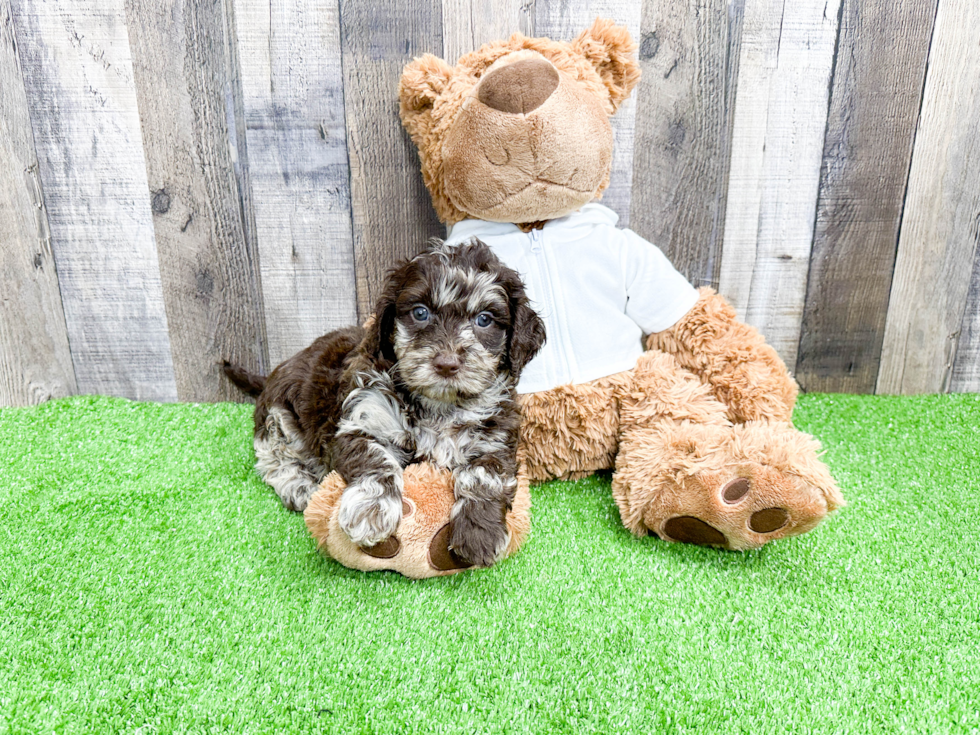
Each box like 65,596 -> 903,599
399,18 -> 640,226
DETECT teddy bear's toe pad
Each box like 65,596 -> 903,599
721,477 -> 750,503
428,524 -> 474,571
749,507 -> 789,533
363,536 -> 401,558
662,516 -> 727,546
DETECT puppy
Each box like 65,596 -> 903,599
224,239 -> 546,567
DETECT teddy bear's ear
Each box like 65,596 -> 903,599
399,54 -> 454,135
570,17 -> 641,112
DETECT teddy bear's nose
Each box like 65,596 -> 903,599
477,58 -> 560,114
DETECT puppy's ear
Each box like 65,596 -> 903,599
360,268 -> 404,369
503,270 -> 546,380
570,17 -> 640,112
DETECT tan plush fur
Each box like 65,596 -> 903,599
400,19 -> 639,225
400,18 -> 844,550
518,345 -> 843,550
305,464 -> 532,579
646,287 -> 799,424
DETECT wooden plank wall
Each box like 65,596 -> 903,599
0,0 -> 76,405
1,0 -> 978,407
795,0 -> 939,394
876,0 -> 980,394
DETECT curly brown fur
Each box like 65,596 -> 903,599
226,239 -> 545,567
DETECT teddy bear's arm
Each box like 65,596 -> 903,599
645,287 -> 798,424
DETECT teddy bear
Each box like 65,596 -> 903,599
393,17 -> 845,551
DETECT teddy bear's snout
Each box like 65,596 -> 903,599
477,58 -> 559,115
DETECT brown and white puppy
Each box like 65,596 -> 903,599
224,239 -> 545,567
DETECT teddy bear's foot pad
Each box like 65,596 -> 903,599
660,498 -> 791,548
306,465 -> 532,578
651,468 -> 829,550
614,420 -> 843,550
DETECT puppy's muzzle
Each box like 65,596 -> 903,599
432,351 -> 464,378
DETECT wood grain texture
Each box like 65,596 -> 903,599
442,0 -> 532,64
877,0 -> 980,395
795,0 -> 938,395
629,0 -> 743,288
951,252 -> 980,392
126,0 -> 268,402
232,0 -> 358,365
340,0 -> 445,318
717,0 -> 842,369
10,0 -> 177,400
535,0 -> 641,226
0,0 -> 76,406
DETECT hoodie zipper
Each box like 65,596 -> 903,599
525,227 -> 575,386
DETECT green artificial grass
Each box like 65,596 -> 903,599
1,393 -> 979,734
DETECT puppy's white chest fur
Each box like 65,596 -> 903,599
413,418 -> 482,468
411,379 -> 510,468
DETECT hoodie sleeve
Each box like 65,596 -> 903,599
620,228 -> 700,334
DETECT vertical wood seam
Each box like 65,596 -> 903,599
795,0 -> 845,389
335,0 -> 361,324
221,0 -> 269,375
873,3 -> 940,393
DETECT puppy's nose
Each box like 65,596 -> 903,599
477,58 -> 559,114
432,353 -> 463,378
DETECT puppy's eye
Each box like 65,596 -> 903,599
412,305 -> 430,322
475,312 -> 493,328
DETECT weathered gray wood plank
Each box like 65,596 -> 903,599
442,0 -> 532,64
795,0 -> 938,395
536,0 -> 640,227
126,0 -> 268,402
340,0 -> 444,317
232,0 -> 358,365
877,0 -> 980,395
10,0 -> 177,400
0,0 -> 76,406
951,253 -> 980,392
629,0 -> 744,288
717,0 -> 842,369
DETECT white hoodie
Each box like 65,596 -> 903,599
446,203 -> 699,394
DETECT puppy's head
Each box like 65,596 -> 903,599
362,239 -> 545,403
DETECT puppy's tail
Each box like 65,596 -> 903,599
221,360 -> 266,397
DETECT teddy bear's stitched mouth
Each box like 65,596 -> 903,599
486,177 -> 595,209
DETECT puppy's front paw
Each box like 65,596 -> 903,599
449,499 -> 510,568
337,477 -> 402,547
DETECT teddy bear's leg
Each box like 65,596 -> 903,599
518,371 -> 633,482
646,287 -> 798,424
611,351 -> 844,550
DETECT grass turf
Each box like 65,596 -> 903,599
0,394 -> 978,734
